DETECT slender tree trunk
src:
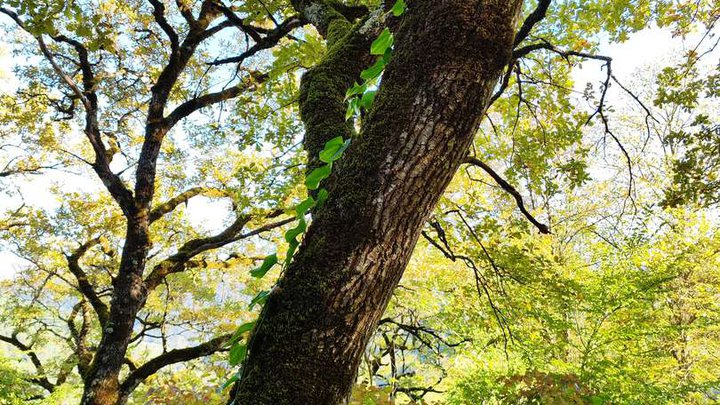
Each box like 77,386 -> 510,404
233,1 -> 523,403
81,215 -> 150,405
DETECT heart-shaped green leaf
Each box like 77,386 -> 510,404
284,239 -> 299,267
295,196 -> 316,217
228,343 -> 247,366
345,82 -> 367,100
319,137 -> 351,163
227,321 -> 256,347
250,254 -> 278,278
316,188 -> 330,208
284,216 -> 307,244
359,90 -> 377,110
305,163 -> 332,190
360,58 -> 386,81
370,28 -> 394,56
249,290 -> 271,310
391,0 -> 407,16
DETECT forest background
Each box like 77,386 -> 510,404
0,0 -> 719,404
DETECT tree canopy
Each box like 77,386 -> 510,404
0,0 -> 719,404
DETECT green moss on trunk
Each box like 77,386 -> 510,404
298,15 -> 374,171
233,1 -> 523,404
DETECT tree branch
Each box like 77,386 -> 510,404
513,0 -> 552,46
164,72 -> 269,129
144,214 -> 294,291
149,187 -> 228,224
0,333 -> 54,392
174,0 -> 196,27
66,300 -> 94,377
207,16 -> 304,66
289,0 -> 367,37
65,238 -> 111,326
289,0 -> 346,37
378,318 -> 470,350
148,0 -> 180,53
464,156 -> 550,234
49,33 -> 137,213
215,2 -> 263,42
0,163 -> 61,178
513,41 -> 611,63
510,41 -> 636,206
0,7 -> 136,216
136,0 -> 223,210
119,333 -> 231,397
0,8 -> 87,108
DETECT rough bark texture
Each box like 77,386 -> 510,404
81,215 -> 151,405
295,0 -> 375,171
232,0 -> 523,403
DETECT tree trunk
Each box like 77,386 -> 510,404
232,1 -> 523,403
81,215 -> 150,405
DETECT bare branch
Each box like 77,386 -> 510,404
65,238 -> 111,326
422,214 -> 519,356
144,214 -> 293,291
491,0 -> 553,104
0,163 -> 62,177
148,0 -> 180,53
510,41 -> 636,205
513,0 -> 552,46
513,41 -> 611,63
378,318 -> 470,349
119,333 -> 231,397
489,61 -> 517,106
464,156 -> 550,234
215,2 -> 263,42
149,187 -> 228,224
164,72 -> 269,129
207,16 -> 304,66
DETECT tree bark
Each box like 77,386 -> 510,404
80,8 -> 223,403
232,0 -> 523,403
81,215 -> 151,405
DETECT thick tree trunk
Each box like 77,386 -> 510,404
233,1 -> 523,403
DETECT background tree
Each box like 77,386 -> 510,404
0,0 -> 308,403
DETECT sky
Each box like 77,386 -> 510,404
0,22 -> 707,279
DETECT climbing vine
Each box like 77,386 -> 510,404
221,0 -> 407,389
